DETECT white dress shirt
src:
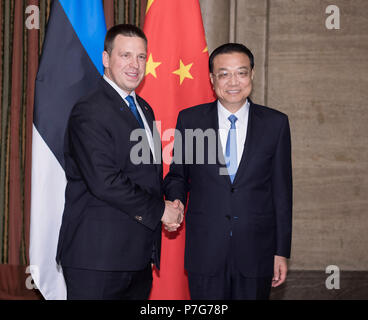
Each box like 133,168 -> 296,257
218,99 -> 250,167
103,75 -> 156,161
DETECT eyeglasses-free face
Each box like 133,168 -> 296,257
103,35 -> 147,95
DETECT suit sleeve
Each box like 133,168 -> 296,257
163,111 -> 190,205
68,102 -> 164,231
272,116 -> 293,258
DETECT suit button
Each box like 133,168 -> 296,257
225,215 -> 231,220
231,188 -> 236,193
135,215 -> 143,221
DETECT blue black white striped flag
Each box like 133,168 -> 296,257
29,0 -> 106,300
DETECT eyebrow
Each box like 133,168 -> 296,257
117,50 -> 146,56
217,66 -> 250,71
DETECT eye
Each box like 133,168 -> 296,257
237,71 -> 249,77
218,71 -> 229,80
138,54 -> 147,61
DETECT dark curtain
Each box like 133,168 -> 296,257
0,0 -> 147,300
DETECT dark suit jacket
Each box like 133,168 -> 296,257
56,77 -> 164,271
164,99 -> 292,277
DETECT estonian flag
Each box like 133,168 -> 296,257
29,0 -> 106,300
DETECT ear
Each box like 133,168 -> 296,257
251,68 -> 255,80
102,51 -> 109,69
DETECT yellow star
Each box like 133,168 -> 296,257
145,53 -> 161,78
203,46 -> 208,53
172,60 -> 194,85
146,0 -> 154,13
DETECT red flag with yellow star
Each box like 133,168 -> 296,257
137,0 -> 215,299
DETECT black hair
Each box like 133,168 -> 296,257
209,43 -> 254,73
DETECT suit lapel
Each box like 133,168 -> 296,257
212,98 -> 262,186
201,101 -> 232,186
100,78 -> 159,168
136,95 -> 154,133
99,77 -> 141,128
136,95 -> 162,170
120,97 -> 144,130
232,99 -> 261,184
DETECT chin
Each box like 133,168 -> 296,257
225,97 -> 243,104
127,78 -> 142,87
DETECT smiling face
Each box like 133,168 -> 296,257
103,34 -> 147,94
210,52 -> 254,113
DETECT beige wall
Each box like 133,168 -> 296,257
200,0 -> 368,271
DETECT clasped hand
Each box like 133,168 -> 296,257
161,199 -> 184,232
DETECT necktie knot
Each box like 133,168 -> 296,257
125,95 -> 135,108
228,115 -> 238,127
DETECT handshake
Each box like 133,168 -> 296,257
161,199 -> 185,232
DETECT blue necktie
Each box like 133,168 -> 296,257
125,95 -> 144,128
225,115 -> 238,183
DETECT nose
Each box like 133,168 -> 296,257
229,72 -> 239,85
129,56 -> 139,68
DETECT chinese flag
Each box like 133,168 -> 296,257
137,0 -> 215,299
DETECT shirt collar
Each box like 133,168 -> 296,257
217,99 -> 249,124
103,74 -> 137,102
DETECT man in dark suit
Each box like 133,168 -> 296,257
56,24 -> 183,300
164,43 -> 292,299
